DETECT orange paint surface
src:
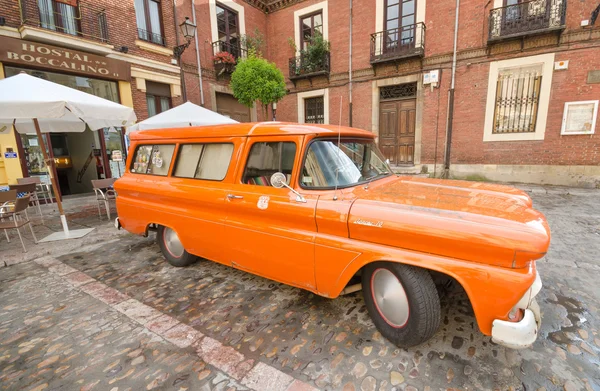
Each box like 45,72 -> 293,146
116,122 -> 550,336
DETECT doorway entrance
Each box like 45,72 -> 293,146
216,92 -> 251,122
378,83 -> 417,165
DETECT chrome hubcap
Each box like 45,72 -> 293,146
164,227 -> 184,258
372,269 -> 409,327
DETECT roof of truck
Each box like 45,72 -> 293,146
129,122 -> 375,141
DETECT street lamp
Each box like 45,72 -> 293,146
173,17 -> 197,101
272,102 -> 277,121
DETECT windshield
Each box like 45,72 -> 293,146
300,138 -> 392,188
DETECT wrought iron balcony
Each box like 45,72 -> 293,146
370,23 -> 425,64
19,0 -> 109,44
288,51 -> 330,82
211,41 -> 246,76
137,28 -> 165,47
489,0 -> 566,42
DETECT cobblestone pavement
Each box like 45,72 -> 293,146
1,187 -> 599,390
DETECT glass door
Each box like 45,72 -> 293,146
103,127 -> 127,178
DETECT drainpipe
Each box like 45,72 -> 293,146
443,0 -> 460,178
191,0 -> 205,106
172,0 -> 187,102
348,0 -> 353,127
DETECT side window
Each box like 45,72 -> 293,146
243,142 -> 297,186
174,143 -> 234,181
131,144 -> 175,176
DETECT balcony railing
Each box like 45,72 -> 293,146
489,0 -> 566,41
288,51 -> 330,81
370,23 -> 425,64
138,28 -> 165,47
19,0 -> 109,44
211,41 -> 246,76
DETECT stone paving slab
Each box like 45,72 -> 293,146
2,188 -> 600,391
0,263 -> 247,391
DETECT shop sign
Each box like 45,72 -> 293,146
111,150 -> 123,162
4,152 -> 18,158
0,36 -> 130,81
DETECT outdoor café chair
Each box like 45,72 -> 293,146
92,178 -> 117,220
0,194 -> 38,252
0,189 -> 18,243
9,183 -> 42,222
18,176 -> 53,206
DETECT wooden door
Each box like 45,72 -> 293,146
379,101 -> 399,164
379,99 -> 416,165
216,92 -> 250,122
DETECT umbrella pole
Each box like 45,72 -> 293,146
33,118 -> 70,237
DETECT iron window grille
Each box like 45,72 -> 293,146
492,69 -> 542,134
304,97 -> 325,124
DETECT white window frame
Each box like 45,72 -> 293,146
293,2 -> 328,56
561,100 -> 599,135
209,0 -> 246,46
483,53 -> 555,142
298,89 -> 329,124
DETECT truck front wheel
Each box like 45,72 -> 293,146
362,262 -> 441,347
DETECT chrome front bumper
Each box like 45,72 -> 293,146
491,272 -> 542,349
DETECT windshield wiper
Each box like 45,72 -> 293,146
363,172 -> 389,189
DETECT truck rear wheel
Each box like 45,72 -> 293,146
157,225 -> 197,267
362,262 -> 441,347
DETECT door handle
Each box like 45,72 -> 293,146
227,194 -> 244,200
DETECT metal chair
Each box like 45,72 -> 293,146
18,177 -> 53,205
92,178 -> 117,220
9,183 -> 42,222
0,189 -> 18,243
0,195 -> 38,252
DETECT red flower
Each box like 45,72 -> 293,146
213,51 -> 236,64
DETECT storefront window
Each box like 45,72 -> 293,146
4,66 -> 119,102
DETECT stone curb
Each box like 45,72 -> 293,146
34,255 -> 318,391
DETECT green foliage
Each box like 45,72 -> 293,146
230,53 -> 287,116
291,32 -> 331,75
240,28 -> 265,55
301,32 -> 330,66
287,37 -> 297,53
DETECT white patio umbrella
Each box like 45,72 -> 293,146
0,73 -> 137,241
126,101 -> 237,133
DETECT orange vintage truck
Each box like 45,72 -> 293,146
115,122 -> 549,349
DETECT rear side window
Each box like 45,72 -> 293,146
243,141 -> 296,186
131,144 -> 175,176
174,143 -> 234,181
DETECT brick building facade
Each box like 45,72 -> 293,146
0,0 -> 599,188
0,0 -> 186,193
177,0 -> 600,187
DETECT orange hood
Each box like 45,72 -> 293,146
348,176 -> 550,269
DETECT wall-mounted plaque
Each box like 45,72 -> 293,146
561,100 -> 598,135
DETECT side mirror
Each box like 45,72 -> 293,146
269,172 -> 306,203
270,172 -> 286,188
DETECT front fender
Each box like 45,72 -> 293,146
315,236 -> 536,336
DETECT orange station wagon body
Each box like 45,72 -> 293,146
115,122 -> 550,349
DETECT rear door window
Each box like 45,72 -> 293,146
131,144 -> 175,176
174,143 -> 234,181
